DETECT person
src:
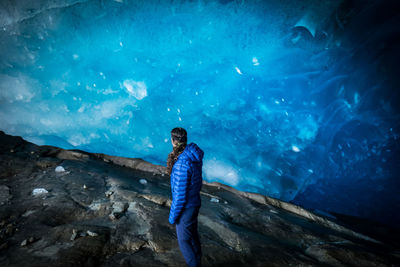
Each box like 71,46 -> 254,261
167,127 -> 203,267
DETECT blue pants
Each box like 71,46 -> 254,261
176,206 -> 202,267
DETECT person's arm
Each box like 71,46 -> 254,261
169,161 -> 192,224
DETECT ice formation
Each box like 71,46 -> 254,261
55,166 -> 65,172
0,0 -> 399,225
32,188 -> 49,196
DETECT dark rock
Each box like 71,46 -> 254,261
0,132 -> 399,266
70,229 -> 78,241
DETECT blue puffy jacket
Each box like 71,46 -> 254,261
169,143 -> 204,224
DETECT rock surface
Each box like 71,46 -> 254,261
0,131 -> 399,266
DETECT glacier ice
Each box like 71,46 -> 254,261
0,0 -> 399,226
55,166 -> 65,172
32,188 -> 49,196
203,158 -> 240,187
122,79 -> 147,100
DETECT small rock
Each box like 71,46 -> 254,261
10,149 -> 14,153
109,213 -> 119,221
83,184 -> 87,189
87,230 -> 98,237
210,197 -> 219,203
32,188 -> 49,196
21,239 -> 28,247
224,201 -> 228,204
20,237 -> 36,246
70,229 -> 78,241
161,173 -> 165,177
55,166 -> 65,172
139,179 -> 147,185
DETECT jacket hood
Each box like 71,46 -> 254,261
181,143 -> 204,162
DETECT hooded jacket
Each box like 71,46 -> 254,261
169,143 -> 204,224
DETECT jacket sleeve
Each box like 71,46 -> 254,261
169,161 -> 192,224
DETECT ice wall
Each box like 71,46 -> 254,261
0,0 -> 399,226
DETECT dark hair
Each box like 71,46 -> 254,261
166,127 -> 187,175
171,127 -> 187,144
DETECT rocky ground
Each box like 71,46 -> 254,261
0,131 -> 399,266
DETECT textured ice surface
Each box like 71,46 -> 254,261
0,0 -> 399,225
